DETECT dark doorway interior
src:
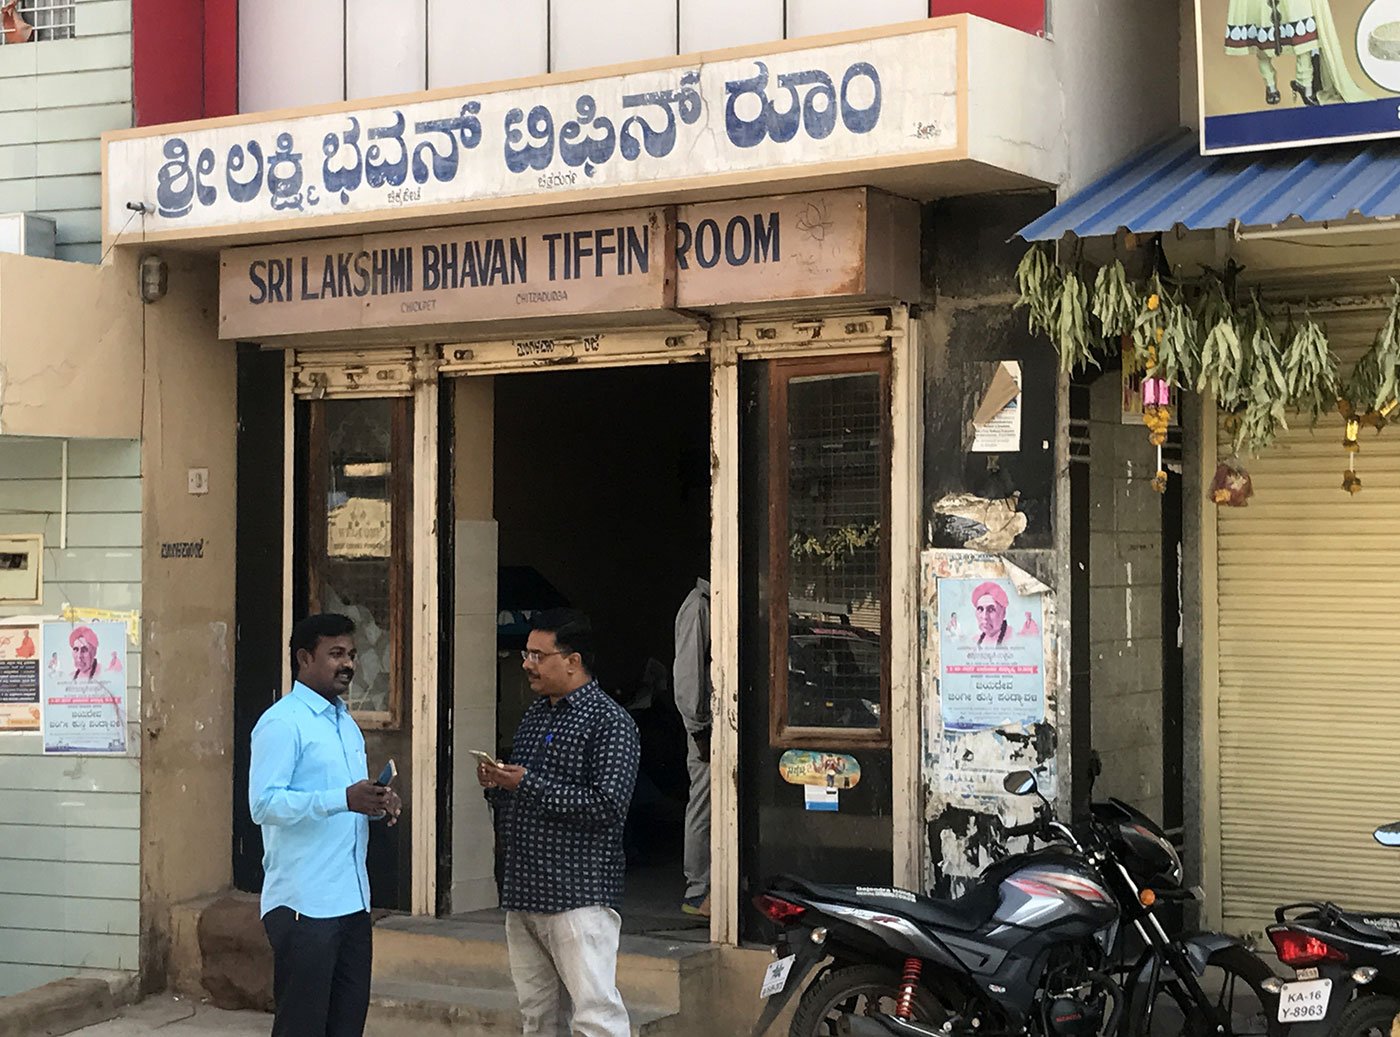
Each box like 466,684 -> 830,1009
491,363 -> 711,931
233,345 -> 285,893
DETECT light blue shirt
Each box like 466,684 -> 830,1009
249,682 -> 371,919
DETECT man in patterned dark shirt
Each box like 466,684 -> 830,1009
478,608 -> 640,1037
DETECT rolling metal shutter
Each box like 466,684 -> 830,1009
1217,310 -> 1400,937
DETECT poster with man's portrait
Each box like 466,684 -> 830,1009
936,578 -> 1046,732
41,621 -> 128,754
1198,0 -> 1400,152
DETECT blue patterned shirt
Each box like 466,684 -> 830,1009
492,680 -> 640,913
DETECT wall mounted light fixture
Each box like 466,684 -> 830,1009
139,254 -> 168,303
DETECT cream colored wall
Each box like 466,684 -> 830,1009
0,252 -> 141,438
128,250 -> 237,988
451,376 -> 500,913
1052,0 -> 1182,193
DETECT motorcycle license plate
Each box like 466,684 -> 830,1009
761,955 -> 796,998
1277,978 -> 1332,1023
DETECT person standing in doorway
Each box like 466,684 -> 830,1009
249,613 -> 401,1037
478,609 -> 640,1037
673,578 -> 711,918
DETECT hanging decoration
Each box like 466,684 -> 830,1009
1015,244 -> 1400,496
1208,460 -> 1254,507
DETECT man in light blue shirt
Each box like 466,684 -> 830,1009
249,613 -> 401,1037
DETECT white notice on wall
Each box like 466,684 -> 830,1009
971,361 -> 1022,453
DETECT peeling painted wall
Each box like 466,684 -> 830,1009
920,550 -> 1060,890
132,250 -> 237,990
917,194 -> 1067,895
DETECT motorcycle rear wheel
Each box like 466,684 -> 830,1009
1330,994 -> 1400,1037
789,963 -> 944,1037
1126,945 -> 1281,1037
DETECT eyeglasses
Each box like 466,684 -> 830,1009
520,649 -> 566,664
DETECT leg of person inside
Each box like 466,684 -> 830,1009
681,733 -> 711,916
324,912 -> 373,1037
1257,52 -> 1281,104
507,911 -> 573,1037
545,907 -> 631,1037
263,908 -> 342,1037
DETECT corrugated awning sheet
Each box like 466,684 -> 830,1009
1018,132 -> 1400,241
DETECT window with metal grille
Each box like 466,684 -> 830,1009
769,354 -> 891,746
1,0 -> 75,44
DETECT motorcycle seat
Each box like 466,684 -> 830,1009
1338,912 -> 1400,942
769,875 -> 1000,933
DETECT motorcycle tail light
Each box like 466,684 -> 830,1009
755,894 -> 807,925
1269,928 -> 1347,967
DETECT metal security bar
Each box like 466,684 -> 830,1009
0,0 -> 75,44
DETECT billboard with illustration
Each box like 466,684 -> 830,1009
1197,0 -> 1400,152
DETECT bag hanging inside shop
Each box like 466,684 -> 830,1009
1,1 -> 32,44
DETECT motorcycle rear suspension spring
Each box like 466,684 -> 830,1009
898,957 -> 924,1020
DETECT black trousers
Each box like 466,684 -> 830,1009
262,907 -> 372,1037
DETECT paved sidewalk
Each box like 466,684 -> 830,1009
71,995 -> 269,1035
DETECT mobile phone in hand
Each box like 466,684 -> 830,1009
470,749 -> 502,767
376,759 -> 397,787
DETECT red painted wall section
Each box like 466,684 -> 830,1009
132,0 -> 238,126
203,0 -> 238,118
930,0 -> 1046,35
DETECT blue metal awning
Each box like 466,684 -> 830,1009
1018,132 -> 1400,241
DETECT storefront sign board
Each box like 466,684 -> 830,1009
676,189 -> 918,308
106,25 -> 960,239
1197,0 -> 1400,153
222,188 -> 916,339
219,208 -> 674,339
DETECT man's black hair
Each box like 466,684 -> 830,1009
531,608 -> 595,672
290,613 -> 356,677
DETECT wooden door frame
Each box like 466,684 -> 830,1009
712,306 -> 921,944
282,346 -> 440,915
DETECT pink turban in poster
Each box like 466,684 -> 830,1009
971,582 -> 1008,610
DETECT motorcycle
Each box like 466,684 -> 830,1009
749,769 -> 1279,1037
1261,821 -> 1400,1037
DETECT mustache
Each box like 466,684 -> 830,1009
335,668 -> 355,679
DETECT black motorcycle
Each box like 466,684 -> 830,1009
1261,821 -> 1400,1037
749,770 -> 1279,1037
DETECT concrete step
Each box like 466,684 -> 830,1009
373,916 -> 717,1015
365,979 -> 678,1037
0,978 -> 119,1037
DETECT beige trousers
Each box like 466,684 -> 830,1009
505,907 -> 631,1037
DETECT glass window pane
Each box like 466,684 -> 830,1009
784,371 -> 883,731
316,398 -> 399,718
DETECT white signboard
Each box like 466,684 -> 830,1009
105,26 -> 959,239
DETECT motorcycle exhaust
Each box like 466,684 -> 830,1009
837,1013 -> 942,1037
